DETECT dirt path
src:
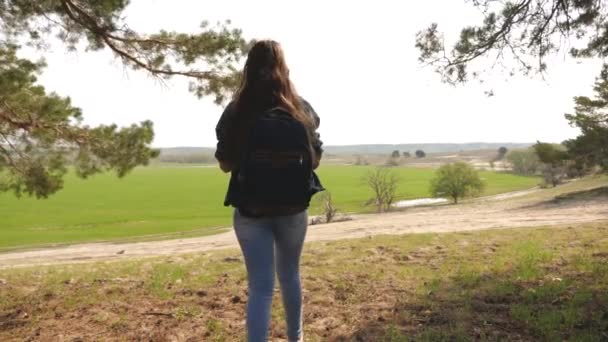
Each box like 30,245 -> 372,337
1,185 -> 606,269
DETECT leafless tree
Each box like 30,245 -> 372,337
363,167 -> 400,213
317,191 -> 339,223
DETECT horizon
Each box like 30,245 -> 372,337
157,141 -> 537,149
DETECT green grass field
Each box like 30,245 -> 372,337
0,165 -> 539,250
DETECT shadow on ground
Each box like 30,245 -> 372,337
338,263 -> 608,341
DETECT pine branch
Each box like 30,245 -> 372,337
59,0 -> 219,80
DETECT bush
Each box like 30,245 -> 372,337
541,165 -> 566,187
534,142 -> 570,187
430,162 -> 484,204
507,149 -> 541,175
385,158 -> 401,167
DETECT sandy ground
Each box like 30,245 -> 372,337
1,185 -> 606,269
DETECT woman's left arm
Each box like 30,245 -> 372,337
215,102 -> 236,173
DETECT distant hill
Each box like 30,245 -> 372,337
321,143 -> 533,155
157,143 -> 534,161
158,147 -> 215,155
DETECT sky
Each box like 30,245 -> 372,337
25,0 -> 606,147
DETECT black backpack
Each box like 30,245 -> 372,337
233,107 -> 323,214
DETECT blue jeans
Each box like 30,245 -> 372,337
233,209 -> 308,342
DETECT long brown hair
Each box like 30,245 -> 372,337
226,40 -> 314,163
235,40 -> 312,123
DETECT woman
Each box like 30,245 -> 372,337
215,40 -> 323,342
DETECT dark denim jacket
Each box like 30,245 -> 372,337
214,97 -> 324,208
